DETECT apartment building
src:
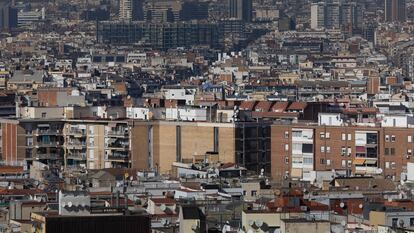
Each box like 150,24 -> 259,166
0,119 -> 65,168
130,121 -> 271,175
271,113 -> 414,183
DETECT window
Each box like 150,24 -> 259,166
292,143 -> 302,151
89,126 -> 94,135
385,135 -> 390,142
347,134 -> 352,141
26,138 -> 33,146
292,131 -> 302,137
347,147 -> 352,156
391,148 -> 395,155
89,149 -> 94,159
342,133 -> 346,141
408,149 -> 412,156
391,135 -> 396,142
251,191 -> 257,196
385,148 -> 390,155
285,156 -> 289,164
320,158 -> 325,164
391,162 -> 396,169
327,159 -> 331,166
347,160 -> 352,167
341,147 -> 346,156
341,160 -> 346,168
320,132 -> 325,139
284,131 -> 289,139
320,146 -> 325,153
385,162 -> 390,169
303,157 -> 313,164
327,146 -> 331,153
41,112 -> 47,118
285,144 -> 289,151
409,136 -> 413,143
302,144 -> 313,153
326,132 -> 330,139
392,218 -> 398,228
410,217 -> 414,226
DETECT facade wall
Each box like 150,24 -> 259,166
88,124 -> 105,169
130,123 -> 150,170
131,121 -> 236,175
380,127 -> 414,180
1,122 -> 18,164
271,124 -> 413,183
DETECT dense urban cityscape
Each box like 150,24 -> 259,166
0,0 -> 413,232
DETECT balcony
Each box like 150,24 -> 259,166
66,128 -> 86,137
35,142 -> 62,148
66,141 -> 87,150
106,155 -> 129,162
67,152 -> 87,160
355,166 -> 380,175
35,129 -> 61,136
106,143 -> 129,150
32,153 -> 60,160
106,129 -> 129,137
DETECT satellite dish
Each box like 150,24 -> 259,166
161,219 -> 169,226
248,220 -> 255,226
160,204 -> 167,212
341,220 -> 346,226
191,224 -> 198,231
340,202 -> 345,208
359,204 -> 363,209
68,201 -> 73,207
255,220 -> 263,228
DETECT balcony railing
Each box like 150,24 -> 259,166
66,141 -> 87,148
106,130 -> 129,137
35,142 -> 62,148
35,129 -> 61,135
67,129 -> 86,136
106,143 -> 129,150
67,153 -> 87,160
33,153 -> 60,160
106,155 -> 129,161
355,166 -> 379,175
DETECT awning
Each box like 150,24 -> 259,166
291,168 -> 302,178
353,158 -> 366,165
356,146 -> 366,153
364,159 -> 377,165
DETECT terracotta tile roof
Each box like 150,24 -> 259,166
287,102 -> 308,110
150,198 -> 176,205
254,101 -> 272,112
239,101 -> 256,111
0,166 -> 24,174
0,188 -> 44,196
271,102 -> 289,112
252,112 -> 299,119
